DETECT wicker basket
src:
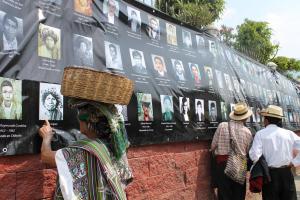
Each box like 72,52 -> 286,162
61,66 -> 134,105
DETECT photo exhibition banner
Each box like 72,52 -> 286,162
0,0 -> 300,155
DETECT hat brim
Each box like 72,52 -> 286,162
260,112 -> 284,119
229,109 -> 253,121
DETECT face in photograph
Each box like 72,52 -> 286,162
224,73 -> 233,91
180,97 -> 190,122
137,93 -> 153,122
105,41 -> 123,70
115,104 -> 128,121
209,101 -> 217,121
38,24 -> 61,60
196,35 -> 205,50
1,12 -> 23,51
166,23 -> 177,45
146,16 -> 160,40
39,83 -> 63,121
127,7 -> 141,32
204,66 -> 213,87
130,49 -> 147,74
195,99 -> 204,121
0,78 -> 22,120
74,0 -> 92,16
182,30 -> 192,48
161,95 -> 174,121
103,0 -> 119,24
208,40 -> 217,57
255,107 -> 261,123
189,63 -> 200,84
73,34 -> 93,66
152,55 -> 167,77
221,102 -> 228,121
172,59 -> 185,81
215,70 -> 224,89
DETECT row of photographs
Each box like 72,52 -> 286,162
0,76 -> 299,124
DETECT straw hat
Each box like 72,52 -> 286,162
229,102 -> 253,121
260,105 -> 283,119
61,66 -> 134,105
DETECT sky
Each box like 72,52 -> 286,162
215,0 -> 300,59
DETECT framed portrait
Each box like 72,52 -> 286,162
73,34 -> 93,66
195,99 -> 204,121
137,93 -> 153,122
171,59 -> 185,81
104,41 -> 123,70
208,100 -> 217,122
166,23 -> 177,45
129,48 -> 147,74
160,95 -> 174,121
127,6 -> 141,32
179,96 -> 190,122
151,54 -> 167,77
38,24 -> 61,60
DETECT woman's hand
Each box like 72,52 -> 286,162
39,120 -> 54,142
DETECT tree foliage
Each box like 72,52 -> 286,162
155,0 -> 225,29
271,56 -> 300,72
219,25 -> 235,47
234,19 -> 279,64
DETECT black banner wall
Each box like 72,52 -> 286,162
0,0 -> 299,156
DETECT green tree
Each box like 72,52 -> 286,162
234,19 -> 279,64
272,56 -> 300,72
219,25 -> 235,47
155,0 -> 225,29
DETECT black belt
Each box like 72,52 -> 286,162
268,165 -> 290,169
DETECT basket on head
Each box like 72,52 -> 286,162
61,66 -> 134,105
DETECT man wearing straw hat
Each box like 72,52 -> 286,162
38,67 -> 133,199
249,105 -> 300,200
211,102 -> 253,200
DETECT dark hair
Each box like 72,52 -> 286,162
163,95 -> 171,103
132,50 -> 142,58
76,36 -> 91,50
42,89 -> 62,108
1,80 -> 13,89
174,60 -> 181,67
41,28 -> 58,43
3,13 -> 18,28
108,43 -> 116,51
154,56 -> 162,63
197,100 -> 202,106
264,116 -> 282,127
210,102 -> 215,108
181,97 -> 188,112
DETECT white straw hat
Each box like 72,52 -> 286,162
229,102 -> 253,121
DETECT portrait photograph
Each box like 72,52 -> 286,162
220,102 -> 228,121
189,63 -> 201,85
103,0 -> 119,25
39,83 -> 63,121
137,93 -> 153,122
73,34 -> 93,66
146,15 -> 160,40
182,30 -> 192,48
0,77 -> 22,120
152,54 -> 167,77
166,23 -> 177,46
171,59 -> 185,81
115,104 -> 128,121
195,99 -> 204,122
104,41 -> 123,70
0,11 -> 23,52
38,24 -> 61,60
224,73 -> 233,91
160,95 -> 174,121
208,100 -> 217,122
129,48 -> 147,74
127,6 -> 141,33
196,35 -> 205,50
250,107 -> 256,123
208,40 -> 217,57
179,96 -> 190,122
204,66 -> 213,88
215,70 -> 224,89
74,0 -> 93,16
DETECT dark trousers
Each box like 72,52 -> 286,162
216,161 -> 246,200
262,167 -> 297,200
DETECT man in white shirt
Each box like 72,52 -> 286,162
2,13 -> 19,51
249,105 -> 300,200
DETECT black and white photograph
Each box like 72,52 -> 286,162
208,100 -> 217,121
152,54 -> 167,77
204,66 -> 213,88
182,30 -> 192,48
215,70 -> 224,89
220,102 -> 228,121
104,41 -> 123,70
39,83 -> 63,121
129,48 -> 147,74
208,40 -> 217,57
194,99 -> 204,121
115,104 -> 128,121
189,63 -> 201,85
0,11 -> 23,52
171,59 -> 185,81
73,34 -> 93,66
196,35 -> 205,51
166,23 -> 177,46
0,77 -> 22,120
224,73 -> 233,91
179,96 -> 190,122
38,24 -> 61,60
146,15 -> 160,40
127,6 -> 141,32
103,0 -> 119,25
160,95 -> 174,121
